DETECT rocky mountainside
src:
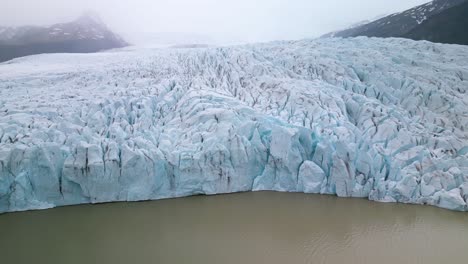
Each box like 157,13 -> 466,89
403,0 -> 468,45
0,13 -> 128,62
0,38 -> 467,213
323,0 -> 468,45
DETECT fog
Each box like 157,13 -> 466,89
1,0 -> 430,42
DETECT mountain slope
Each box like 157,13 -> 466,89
403,1 -> 468,45
322,14 -> 388,38
323,0 -> 467,42
0,38 -> 467,213
0,13 -> 127,62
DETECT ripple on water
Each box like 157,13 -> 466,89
0,192 -> 467,264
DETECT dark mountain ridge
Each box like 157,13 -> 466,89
0,13 -> 128,62
322,0 -> 468,45
403,1 -> 468,45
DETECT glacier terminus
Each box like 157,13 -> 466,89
0,37 -> 467,213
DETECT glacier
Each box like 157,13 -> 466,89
0,37 -> 467,213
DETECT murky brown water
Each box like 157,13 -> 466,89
1,192 -> 467,264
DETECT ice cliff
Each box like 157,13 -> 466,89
0,37 -> 467,213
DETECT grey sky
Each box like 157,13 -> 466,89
0,0 -> 430,42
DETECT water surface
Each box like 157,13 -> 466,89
1,192 -> 467,264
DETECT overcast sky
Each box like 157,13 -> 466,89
1,0 -> 430,42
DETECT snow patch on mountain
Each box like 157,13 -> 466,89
0,37 -> 467,213
394,0 -> 465,25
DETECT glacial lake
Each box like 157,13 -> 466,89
0,192 -> 467,264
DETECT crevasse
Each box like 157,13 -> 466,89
0,37 -> 467,213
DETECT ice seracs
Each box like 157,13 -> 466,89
0,37 -> 467,213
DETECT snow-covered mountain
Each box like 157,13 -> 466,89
322,0 -> 467,44
0,12 -> 127,62
0,38 -> 467,213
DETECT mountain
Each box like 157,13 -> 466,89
0,38 -> 467,213
403,0 -> 468,45
322,0 -> 468,44
322,14 -> 388,38
0,12 -> 128,62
